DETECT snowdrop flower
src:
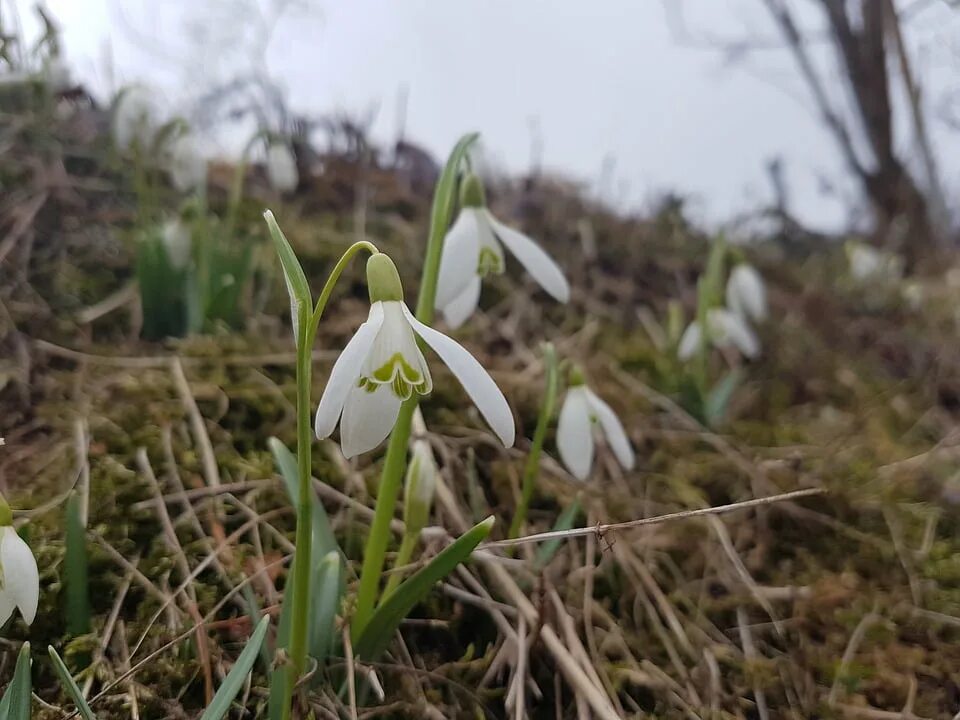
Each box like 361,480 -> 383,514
167,133 -> 207,193
0,500 -> 38,627
434,173 -> 569,328
161,219 -> 191,270
315,253 -> 515,458
557,370 -> 635,481
403,437 -> 438,534
112,85 -> 160,150
846,241 -> 903,282
266,142 -> 299,194
726,263 -> 767,322
678,308 -> 760,361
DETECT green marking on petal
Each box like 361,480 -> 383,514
477,246 -> 503,277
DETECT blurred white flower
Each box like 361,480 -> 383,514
0,526 -> 39,627
678,308 -> 760,361
726,263 -> 767,322
846,241 -> 903,282
315,254 -> 515,457
403,437 -> 438,534
161,219 -> 192,270
557,382 -> 635,481
112,86 -> 160,150
266,142 -> 298,194
167,133 -> 207,193
435,174 -> 569,328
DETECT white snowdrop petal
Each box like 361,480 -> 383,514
435,209 -> 482,310
714,310 -> 760,359
727,264 -> 767,322
339,383 -> 403,458
0,590 -> 15,628
267,143 -> 299,194
441,276 -> 482,330
402,304 -> 515,447
314,303 -> 385,439
486,212 -> 570,302
585,388 -> 635,472
557,388 -> 594,481
1,527 -> 38,625
677,322 -> 702,361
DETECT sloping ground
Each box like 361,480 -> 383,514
4,90 -> 960,719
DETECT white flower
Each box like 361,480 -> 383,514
557,384 -> 635,481
678,308 -> 760,361
112,85 -> 160,150
266,142 -> 298,194
846,241 -> 903,282
167,133 -> 207,193
434,175 -> 569,328
0,526 -> 39,627
161,219 -> 191,270
315,255 -> 515,457
726,263 -> 767,322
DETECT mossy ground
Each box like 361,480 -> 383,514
3,90 -> 960,718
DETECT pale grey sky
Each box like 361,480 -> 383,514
11,0 -> 960,232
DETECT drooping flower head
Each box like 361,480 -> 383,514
167,132 -> 208,193
677,308 -> 760,361
315,253 -> 515,457
112,85 -> 161,150
434,173 -> 570,328
556,367 -> 635,481
0,497 -> 38,628
726,263 -> 767,322
266,142 -> 299,194
161,218 -> 192,270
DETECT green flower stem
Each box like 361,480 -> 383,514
225,131 -> 269,238
283,239 -> 377,720
508,343 -> 559,541
380,530 -> 419,601
352,132 -> 478,639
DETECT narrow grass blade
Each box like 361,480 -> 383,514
269,437 -> 338,557
48,646 -> 97,720
705,369 -> 743,427
241,585 -> 272,673
199,615 -> 270,720
354,516 -> 494,660
263,210 -> 311,339
310,551 -> 341,663
65,490 -> 91,636
533,499 -> 582,572
268,566 -> 296,720
0,642 -> 31,720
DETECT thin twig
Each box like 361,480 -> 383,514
482,488 -> 824,548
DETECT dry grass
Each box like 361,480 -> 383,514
3,84 -> 960,719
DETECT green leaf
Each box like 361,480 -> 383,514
533,500 -> 582,572
268,438 -> 338,558
0,643 -> 31,720
200,615 -> 271,720
268,562 -> 297,720
414,131 -> 480,323
65,490 -> 91,637
705,369 -> 743,427
263,210 -> 311,339
310,551 -> 341,662
48,646 -> 97,720
241,585 -> 272,674
354,516 -> 494,661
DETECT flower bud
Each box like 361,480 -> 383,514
266,142 -> 298,194
403,439 -> 438,535
366,253 -> 404,303
459,173 -> 487,208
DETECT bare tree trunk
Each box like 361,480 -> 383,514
764,0 -> 942,267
